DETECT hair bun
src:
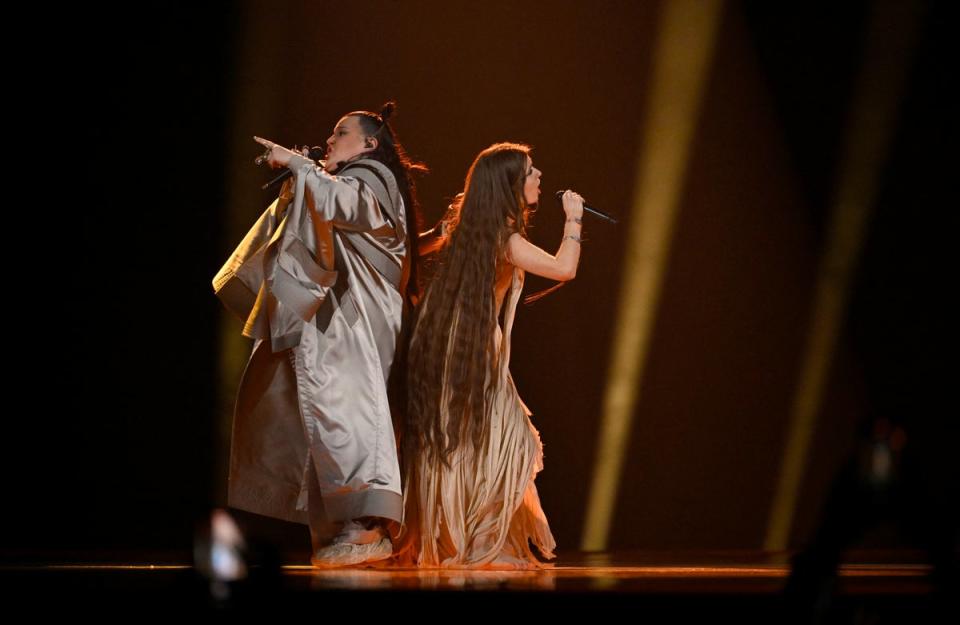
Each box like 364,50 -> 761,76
379,101 -> 396,123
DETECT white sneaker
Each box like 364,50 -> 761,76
311,535 -> 393,568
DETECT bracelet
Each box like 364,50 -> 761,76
566,217 -> 582,224
563,234 -> 582,243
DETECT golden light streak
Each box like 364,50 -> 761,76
582,0 -> 724,551
764,2 -> 924,551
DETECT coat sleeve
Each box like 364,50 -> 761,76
287,154 -> 394,232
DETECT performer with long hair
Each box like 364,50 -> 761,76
396,142 -> 585,568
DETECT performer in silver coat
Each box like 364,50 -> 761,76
213,102 -> 428,567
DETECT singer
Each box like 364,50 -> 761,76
393,142 -> 584,569
212,102 -> 427,567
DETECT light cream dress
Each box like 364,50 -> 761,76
395,262 -> 557,569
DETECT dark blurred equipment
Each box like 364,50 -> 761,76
783,414 -> 958,623
192,508 -> 284,609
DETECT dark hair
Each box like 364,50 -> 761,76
405,142 -> 534,468
347,102 -> 429,438
347,101 -> 429,306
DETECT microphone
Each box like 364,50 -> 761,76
554,191 -> 618,224
258,146 -> 327,190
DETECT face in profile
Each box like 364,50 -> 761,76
324,115 -> 374,172
523,156 -> 542,205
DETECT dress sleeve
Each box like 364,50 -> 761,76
287,153 -> 394,231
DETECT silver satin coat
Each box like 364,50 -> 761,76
213,154 -> 407,526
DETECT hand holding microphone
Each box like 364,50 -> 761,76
253,136 -> 300,168
559,190 -> 585,221
253,136 -> 326,190
554,190 -> 618,224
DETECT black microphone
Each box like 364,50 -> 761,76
259,146 -> 327,190
555,191 -> 618,224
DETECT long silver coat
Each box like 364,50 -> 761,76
213,155 -> 407,526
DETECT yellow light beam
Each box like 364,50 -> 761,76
216,2 -> 285,502
764,2 -> 924,551
582,0 -> 724,552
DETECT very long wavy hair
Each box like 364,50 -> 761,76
405,142 -> 534,468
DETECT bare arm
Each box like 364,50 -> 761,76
419,197 -> 461,257
505,190 -> 584,281
417,221 -> 447,257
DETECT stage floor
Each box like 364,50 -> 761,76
2,549 -> 945,620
